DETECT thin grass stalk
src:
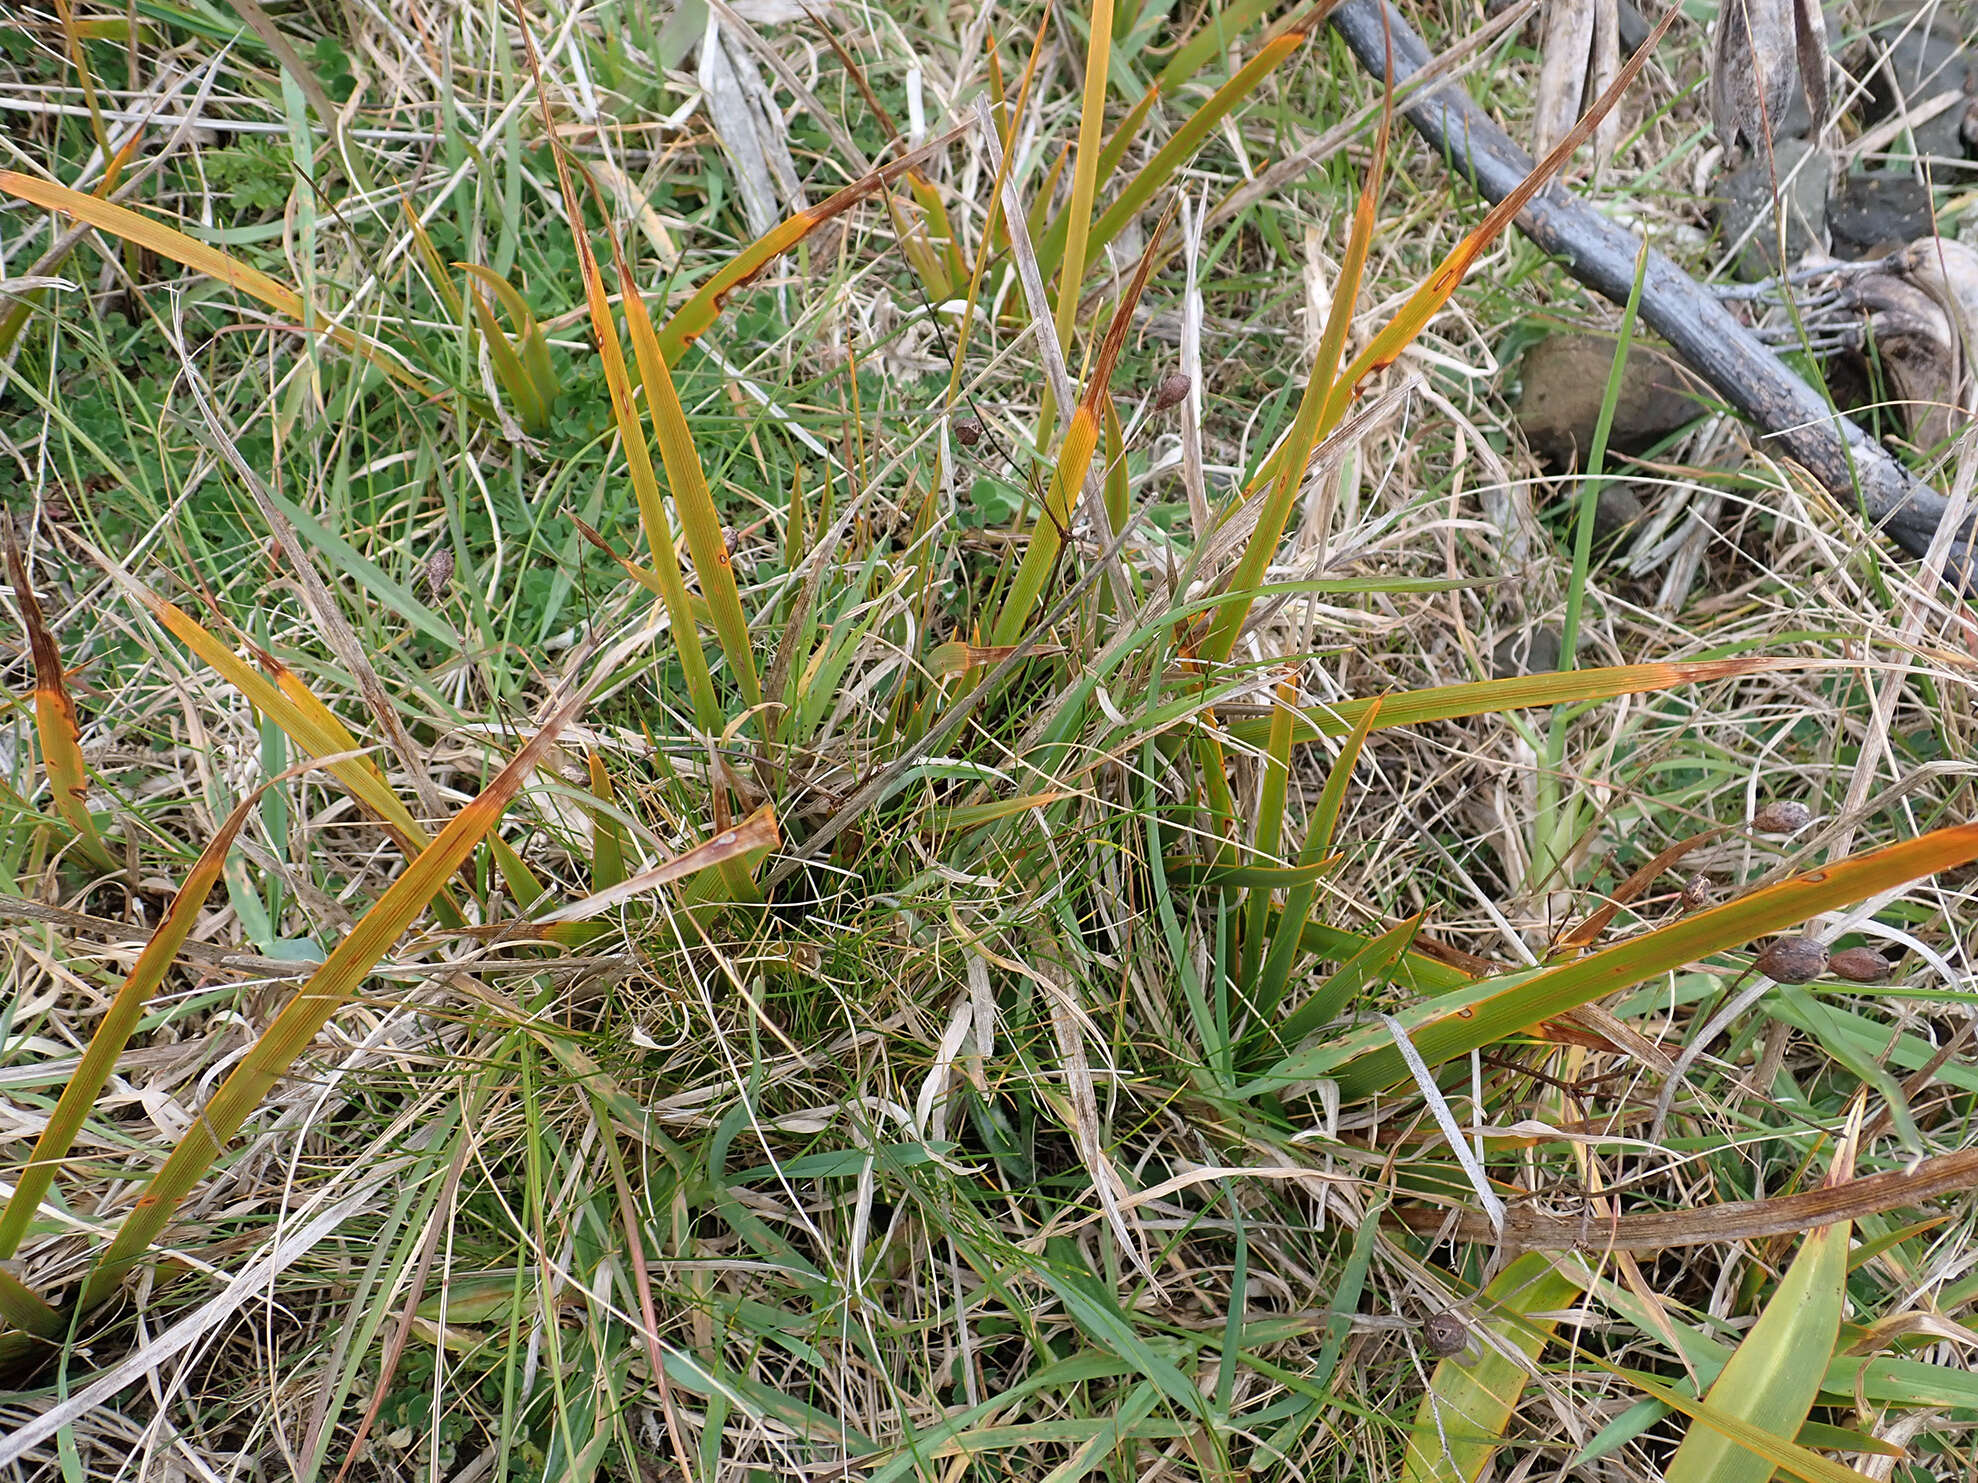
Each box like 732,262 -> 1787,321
1533,238 -> 1650,889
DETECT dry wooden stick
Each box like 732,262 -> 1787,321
1329,0 -> 1976,584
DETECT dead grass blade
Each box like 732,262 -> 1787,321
5,522 -> 114,870
1389,1154 -> 1978,1252
535,804 -> 778,924
77,686 -> 587,1310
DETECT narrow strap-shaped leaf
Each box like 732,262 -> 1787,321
78,686 -> 587,1308
1297,822 -> 1978,1098
5,524 -> 115,869
0,171 -> 433,396
0,786 -> 265,1258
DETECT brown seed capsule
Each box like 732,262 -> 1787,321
952,417 -> 984,447
1828,946 -> 1892,983
425,546 -> 454,599
1422,1312 -> 1469,1357
1755,936 -> 1828,983
1752,799 -> 1814,834
1681,873 -> 1714,910
1153,370 -> 1191,412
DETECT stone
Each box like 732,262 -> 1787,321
1492,626 -> 1562,678
1829,171 -> 1935,257
1851,21 -> 1977,177
1512,336 -> 1712,467
1716,137 -> 1834,281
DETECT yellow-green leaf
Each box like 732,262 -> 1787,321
78,687 -> 586,1308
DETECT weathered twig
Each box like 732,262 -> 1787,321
1330,0 -> 1977,583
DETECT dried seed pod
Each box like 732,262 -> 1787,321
1422,1311 -> 1469,1356
952,417 -> 984,447
1755,935 -> 1828,983
1752,799 -> 1814,833
425,546 -> 454,599
1153,371 -> 1191,412
1828,946 -> 1892,983
1680,873 -> 1714,910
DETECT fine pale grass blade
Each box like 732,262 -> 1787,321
534,804 -> 778,924
1224,657 -> 1798,749
609,233 -> 762,713
0,171 -> 433,398
78,686 -> 587,1310
654,126 -> 970,365
5,524 -> 115,870
1250,694 -> 1384,1022
1666,1219 -> 1850,1482
1400,1252 -> 1585,1483
0,786 -> 263,1259
1281,822 -> 1978,1099
989,203 -> 1175,646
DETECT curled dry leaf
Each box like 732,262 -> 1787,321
1710,0 -> 1828,156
